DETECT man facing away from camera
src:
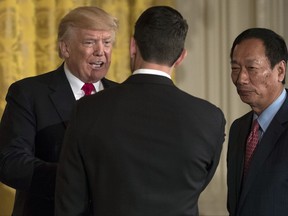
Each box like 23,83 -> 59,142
55,6 -> 226,216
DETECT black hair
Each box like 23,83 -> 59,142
134,6 -> 188,66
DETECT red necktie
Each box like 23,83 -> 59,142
244,119 -> 259,176
81,83 -> 95,96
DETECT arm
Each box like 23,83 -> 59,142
55,104 -> 90,216
0,82 -> 57,196
203,108 -> 226,189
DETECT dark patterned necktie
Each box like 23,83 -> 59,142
81,83 -> 95,96
244,119 -> 259,176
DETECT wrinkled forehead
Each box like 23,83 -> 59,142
64,27 -> 116,42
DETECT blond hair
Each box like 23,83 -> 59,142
57,6 -> 118,56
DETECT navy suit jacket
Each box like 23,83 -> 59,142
0,63 -> 118,216
227,89 -> 288,216
55,74 -> 226,216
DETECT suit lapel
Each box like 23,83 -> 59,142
47,65 -> 118,127
234,114 -> 253,207
239,121 -> 284,206
48,65 -> 76,127
239,91 -> 288,211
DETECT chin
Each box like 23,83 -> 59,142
240,96 -> 253,104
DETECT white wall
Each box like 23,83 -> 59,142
175,0 -> 288,215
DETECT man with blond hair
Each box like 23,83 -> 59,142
0,6 -> 118,216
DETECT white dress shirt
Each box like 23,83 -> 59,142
64,63 -> 103,100
132,68 -> 171,79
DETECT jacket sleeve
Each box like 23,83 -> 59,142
0,82 -> 57,197
202,107 -> 226,190
55,104 -> 90,216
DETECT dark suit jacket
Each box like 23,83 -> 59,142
227,89 -> 288,216
55,74 -> 226,216
0,63 -> 118,216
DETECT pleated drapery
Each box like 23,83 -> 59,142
0,1 -> 174,214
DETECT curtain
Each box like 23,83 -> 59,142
175,0 -> 287,215
0,0 -> 174,214
1,0 -> 287,215
0,0 -> 174,115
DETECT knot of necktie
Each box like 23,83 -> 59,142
81,83 -> 95,96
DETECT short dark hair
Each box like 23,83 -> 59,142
134,6 -> 188,66
230,28 -> 288,83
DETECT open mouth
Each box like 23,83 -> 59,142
90,61 -> 104,69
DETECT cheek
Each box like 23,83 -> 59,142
73,50 -> 92,62
251,76 -> 266,88
104,48 -> 112,57
73,44 -> 91,54
252,72 -> 276,93
231,73 -> 239,85
262,71 -> 279,87
263,70 -> 272,79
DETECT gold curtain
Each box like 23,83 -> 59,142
0,0 -> 174,215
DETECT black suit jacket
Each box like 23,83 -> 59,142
227,89 -> 288,216
55,74 -> 226,216
0,63 -> 118,216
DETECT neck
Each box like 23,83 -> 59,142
134,61 -> 172,76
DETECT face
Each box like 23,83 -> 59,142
60,27 -> 114,83
231,38 -> 285,114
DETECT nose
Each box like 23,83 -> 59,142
235,68 -> 249,85
93,42 -> 104,56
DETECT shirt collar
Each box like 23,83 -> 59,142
64,63 -> 103,100
132,69 -> 171,79
255,88 -> 287,132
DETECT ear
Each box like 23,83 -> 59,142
174,49 -> 187,67
130,37 -> 137,58
277,60 -> 286,83
59,41 -> 70,58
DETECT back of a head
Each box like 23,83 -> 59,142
134,6 -> 188,66
58,6 -> 118,42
